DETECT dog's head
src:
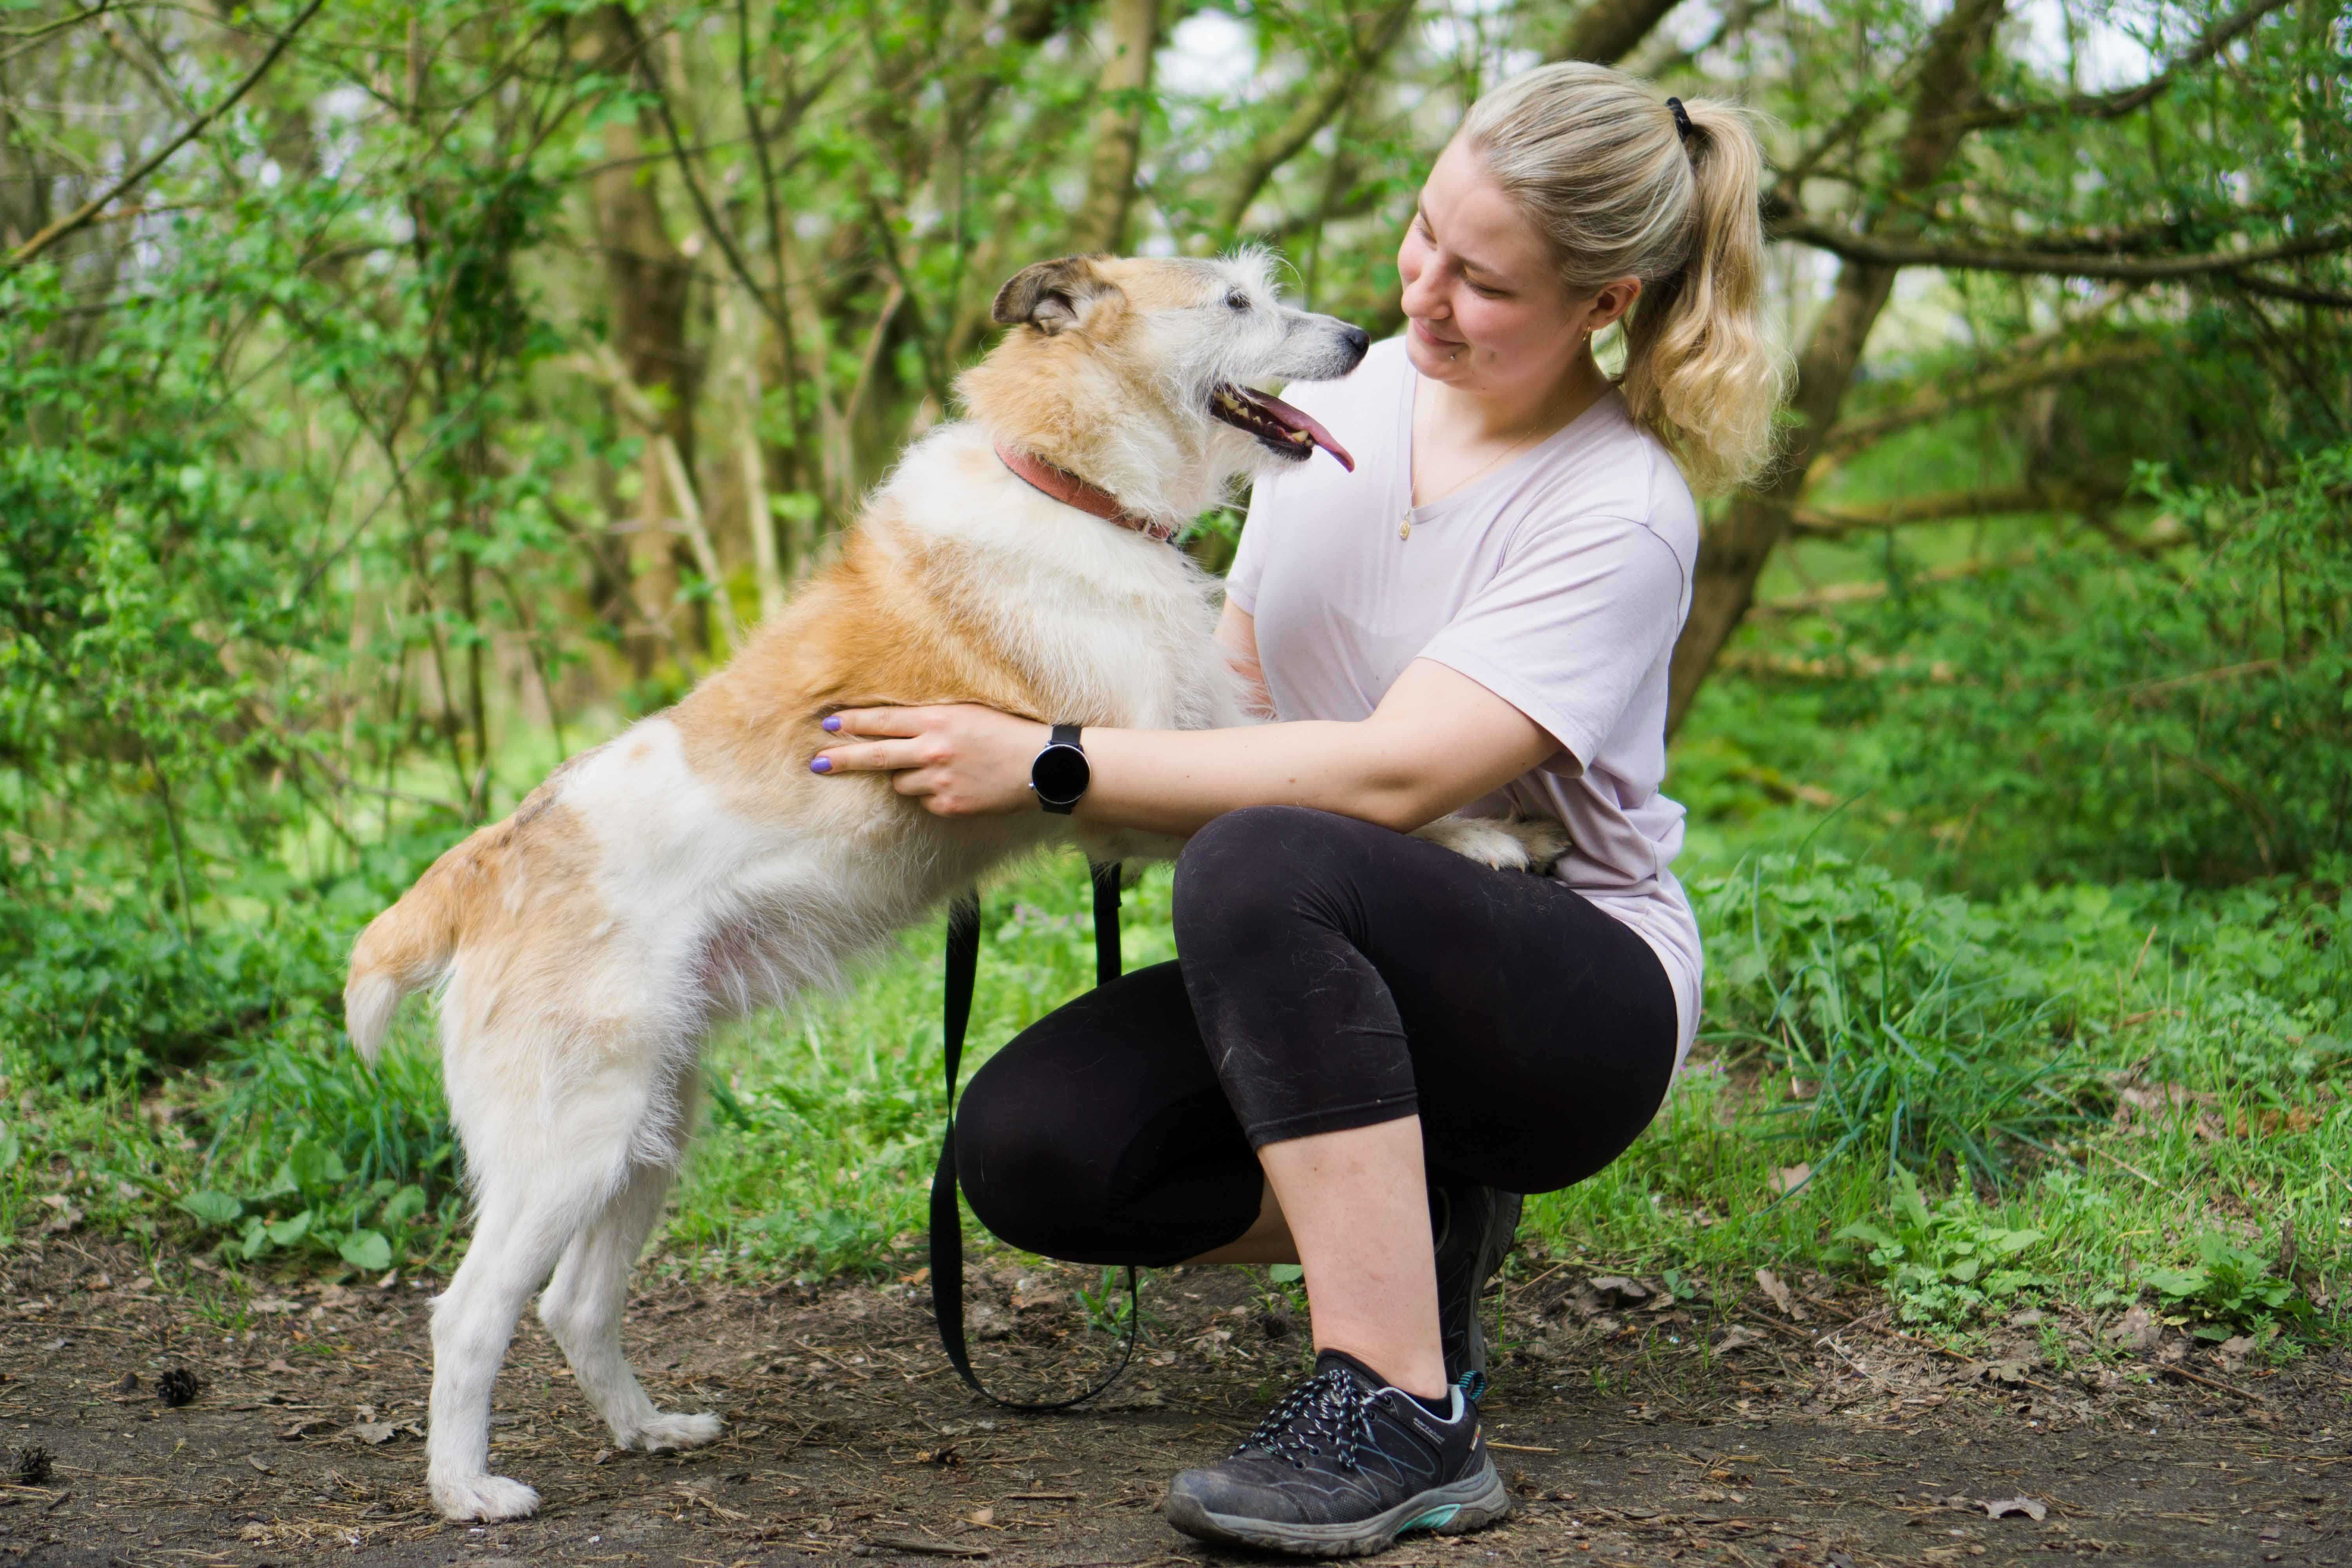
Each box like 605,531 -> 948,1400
958,252 -> 1370,521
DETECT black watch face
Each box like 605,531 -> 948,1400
1032,744 -> 1091,805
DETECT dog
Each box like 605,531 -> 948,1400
345,251 -> 1561,1523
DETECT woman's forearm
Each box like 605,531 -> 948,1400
1076,719 -> 1443,838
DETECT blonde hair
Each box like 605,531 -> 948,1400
1460,62 -> 1784,494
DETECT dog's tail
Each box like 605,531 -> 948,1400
344,849 -> 472,1063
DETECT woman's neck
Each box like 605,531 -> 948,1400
1423,340 -> 1612,445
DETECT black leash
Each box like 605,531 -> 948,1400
928,861 -> 1139,1410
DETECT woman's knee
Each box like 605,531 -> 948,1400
1172,805 -> 1373,953
953,1052 -> 1112,1261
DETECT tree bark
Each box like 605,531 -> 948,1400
1550,0 -> 1688,66
1068,0 -> 1159,253
586,3 -> 700,677
1665,0 -> 2008,734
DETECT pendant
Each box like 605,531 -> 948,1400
1398,514 -> 1413,541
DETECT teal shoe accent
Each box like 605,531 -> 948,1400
1406,1504 -> 1462,1532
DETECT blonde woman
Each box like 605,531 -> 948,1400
817,63 -> 1783,1555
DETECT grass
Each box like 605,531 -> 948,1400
5,458 -> 2348,1352
9,824 -> 2338,1356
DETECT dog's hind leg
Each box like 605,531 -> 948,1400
538,1149 -> 722,1453
425,1155 -> 600,1522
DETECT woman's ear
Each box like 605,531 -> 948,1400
1584,276 -> 1643,336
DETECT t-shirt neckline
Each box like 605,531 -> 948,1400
1397,362 -> 1622,525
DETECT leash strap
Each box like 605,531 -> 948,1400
929,862 -> 1138,1411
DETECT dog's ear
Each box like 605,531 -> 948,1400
992,256 -> 1120,335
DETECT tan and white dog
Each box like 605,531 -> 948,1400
347,252 -> 1557,1523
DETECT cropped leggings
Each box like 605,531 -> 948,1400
955,805 -> 1681,1267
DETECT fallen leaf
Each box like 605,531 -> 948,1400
278,1417 -> 334,1440
968,1507 -> 994,1526
2214,1335 -> 2257,1373
1981,1496 -> 2047,1522
2106,1305 -> 2162,1353
245,1455 -> 273,1475
1755,1269 -> 1798,1318
1713,1326 -> 1766,1355
1588,1276 -> 1650,1306
1768,1164 -> 1812,1196
348,1421 -> 398,1445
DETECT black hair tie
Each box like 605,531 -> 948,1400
1666,96 -> 1694,141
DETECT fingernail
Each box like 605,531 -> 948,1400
821,715 -> 841,732
810,757 -> 833,774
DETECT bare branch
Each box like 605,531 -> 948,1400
1774,216 -> 2352,281
4,0 -> 328,270
1819,338 -> 2163,460
1955,0 -> 2296,131
1214,0 -> 1415,238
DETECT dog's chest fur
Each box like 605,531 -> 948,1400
530,425 -> 1241,1025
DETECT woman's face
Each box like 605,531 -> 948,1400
1397,137 -> 1636,404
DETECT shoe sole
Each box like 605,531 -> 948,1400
1164,1459 -> 1510,1557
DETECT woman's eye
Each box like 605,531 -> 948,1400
1226,291 -> 1250,311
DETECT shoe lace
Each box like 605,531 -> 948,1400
1236,1367 -> 1382,1472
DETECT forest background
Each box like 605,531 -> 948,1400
4,0 -> 2350,1358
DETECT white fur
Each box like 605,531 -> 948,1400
389,257 -> 1550,1522
395,256 -> 1375,1522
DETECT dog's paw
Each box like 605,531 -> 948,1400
430,1472 -> 541,1522
630,1410 -> 724,1452
1414,814 -> 1569,874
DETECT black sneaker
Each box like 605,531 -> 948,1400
1431,1180 -> 1521,1394
1162,1349 -> 1509,1556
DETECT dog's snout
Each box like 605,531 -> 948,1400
1340,324 -> 1371,364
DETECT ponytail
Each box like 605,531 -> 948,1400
1460,64 -> 1785,494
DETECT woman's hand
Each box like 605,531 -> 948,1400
811,704 -> 1050,817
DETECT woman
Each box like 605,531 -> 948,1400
814,62 -> 1782,1556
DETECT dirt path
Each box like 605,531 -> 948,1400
3,1238 -> 2345,1567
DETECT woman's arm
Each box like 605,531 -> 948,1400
1218,601 -> 1275,720
811,655 -> 1559,836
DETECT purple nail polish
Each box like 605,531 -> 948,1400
810,757 -> 833,774
822,715 -> 842,732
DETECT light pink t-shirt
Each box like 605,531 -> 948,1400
1227,338 -> 1702,1068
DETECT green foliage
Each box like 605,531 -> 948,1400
1697,852 -> 2096,1186
2142,1232 -> 2308,1341
1827,446 -> 2352,886
1832,1167 -> 2049,1329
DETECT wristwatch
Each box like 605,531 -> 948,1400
1029,723 -> 1091,815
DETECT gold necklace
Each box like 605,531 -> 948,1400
1402,419 -> 1546,541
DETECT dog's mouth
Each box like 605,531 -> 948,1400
1210,384 -> 1355,472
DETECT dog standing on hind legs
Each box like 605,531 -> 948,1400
343,252 -> 1382,1522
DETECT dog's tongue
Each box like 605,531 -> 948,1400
1248,388 -> 1355,472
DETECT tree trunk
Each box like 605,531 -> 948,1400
1550,0 -> 1688,65
587,3 -> 700,677
1664,0 -> 2009,733
1068,0 -> 1158,253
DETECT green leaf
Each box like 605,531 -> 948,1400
338,1229 -> 392,1271
1268,1263 -> 1304,1285
178,1190 -> 243,1227
266,1209 -> 314,1247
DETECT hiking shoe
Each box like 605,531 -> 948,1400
1432,1180 -> 1521,1395
1163,1349 -> 1509,1556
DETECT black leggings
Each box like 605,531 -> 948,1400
954,806 -> 1681,1267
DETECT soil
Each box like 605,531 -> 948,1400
3,1235 -> 2347,1568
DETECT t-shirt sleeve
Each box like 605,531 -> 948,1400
1223,472 -> 1280,614
1416,515 -> 1688,770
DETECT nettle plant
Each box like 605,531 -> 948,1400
1832,1168 -> 2049,1329
2141,1232 -> 2309,1342
178,1138 -> 435,1273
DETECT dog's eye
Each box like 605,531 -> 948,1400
1225,290 -> 1250,311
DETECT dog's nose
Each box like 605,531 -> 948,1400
1341,325 -> 1371,360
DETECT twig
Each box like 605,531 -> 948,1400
5,0 -> 330,269
2159,1362 -> 2264,1403
2089,1143 -> 2160,1186
864,1536 -> 989,1558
